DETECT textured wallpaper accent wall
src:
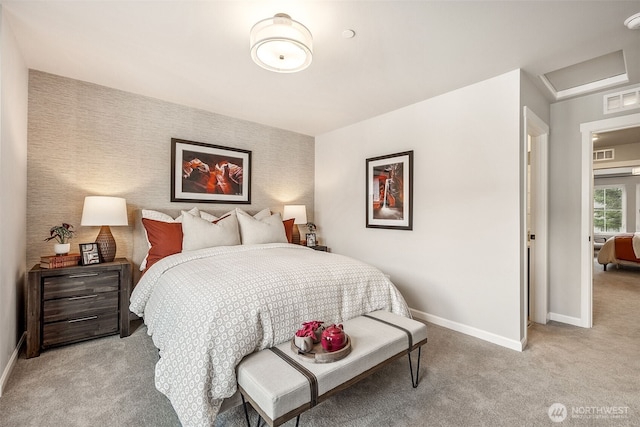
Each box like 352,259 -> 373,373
27,71 -> 314,270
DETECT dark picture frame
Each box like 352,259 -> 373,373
366,150 -> 413,230
306,233 -> 316,247
79,243 -> 100,266
171,138 -> 251,204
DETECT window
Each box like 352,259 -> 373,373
593,149 -> 614,161
594,185 -> 625,233
603,86 -> 640,115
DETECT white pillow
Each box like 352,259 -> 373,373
236,209 -> 288,245
139,207 -> 199,270
181,210 -> 241,251
253,208 -> 272,220
142,207 -> 199,223
199,210 -> 234,222
234,207 -> 272,221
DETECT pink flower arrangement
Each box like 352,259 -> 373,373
295,320 -> 324,342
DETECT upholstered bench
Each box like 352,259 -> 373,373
237,310 -> 428,427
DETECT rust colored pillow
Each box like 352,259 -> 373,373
141,218 -> 183,270
283,218 -> 295,243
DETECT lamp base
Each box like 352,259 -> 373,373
95,225 -> 117,263
292,225 -> 301,245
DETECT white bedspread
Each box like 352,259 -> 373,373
633,233 -> 640,258
129,243 -> 410,426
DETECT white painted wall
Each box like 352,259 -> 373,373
316,70 -> 524,349
0,6 -> 28,396
549,83 -> 640,322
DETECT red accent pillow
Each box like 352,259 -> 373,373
141,218 -> 183,270
283,218 -> 295,244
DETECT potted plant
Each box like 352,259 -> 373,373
45,223 -> 75,255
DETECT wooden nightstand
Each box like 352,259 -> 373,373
310,245 -> 328,252
26,258 -> 132,358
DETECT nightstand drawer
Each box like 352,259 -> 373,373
43,271 -> 120,300
43,312 -> 119,348
43,291 -> 119,323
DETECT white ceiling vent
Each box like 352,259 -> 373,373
541,50 -> 629,100
604,86 -> 640,114
593,149 -> 615,162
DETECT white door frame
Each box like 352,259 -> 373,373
524,107 -> 549,331
580,112 -> 640,328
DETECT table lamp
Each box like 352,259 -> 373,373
81,196 -> 128,263
283,205 -> 307,245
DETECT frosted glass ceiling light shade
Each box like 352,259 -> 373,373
250,13 -> 313,73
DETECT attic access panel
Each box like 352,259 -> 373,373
541,50 -> 628,100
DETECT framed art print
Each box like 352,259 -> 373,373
79,243 -> 100,265
306,233 -> 317,247
366,150 -> 413,230
171,138 -> 251,204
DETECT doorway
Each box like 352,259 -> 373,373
580,112 -> 640,328
524,107 -> 549,331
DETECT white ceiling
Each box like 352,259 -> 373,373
3,0 -> 640,136
594,126 -> 640,148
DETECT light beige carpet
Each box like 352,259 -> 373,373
1,262 -> 638,426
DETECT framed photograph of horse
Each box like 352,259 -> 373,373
171,138 -> 251,204
366,150 -> 413,230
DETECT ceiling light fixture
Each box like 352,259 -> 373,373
250,13 -> 313,73
624,12 -> 640,30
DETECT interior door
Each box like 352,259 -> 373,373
525,107 -> 549,326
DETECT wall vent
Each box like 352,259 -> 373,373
593,149 -> 615,161
604,87 -> 640,114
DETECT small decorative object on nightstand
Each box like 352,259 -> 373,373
79,242 -> 101,265
306,233 -> 316,247
44,223 -> 75,255
26,258 -> 132,358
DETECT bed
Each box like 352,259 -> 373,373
597,233 -> 640,270
129,207 -> 410,426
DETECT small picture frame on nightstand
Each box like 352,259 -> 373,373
79,243 -> 100,266
306,233 -> 316,247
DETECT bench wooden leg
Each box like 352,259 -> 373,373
408,346 -> 422,388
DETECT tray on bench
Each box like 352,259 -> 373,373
290,335 -> 351,363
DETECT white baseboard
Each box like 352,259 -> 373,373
549,312 -> 584,327
0,332 -> 25,398
410,308 -> 524,352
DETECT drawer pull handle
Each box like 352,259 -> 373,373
68,273 -> 100,278
68,316 -> 98,323
68,295 -> 98,301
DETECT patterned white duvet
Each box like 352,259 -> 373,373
129,243 -> 410,426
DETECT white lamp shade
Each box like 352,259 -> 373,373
283,205 -> 307,224
81,196 -> 128,226
250,13 -> 313,73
